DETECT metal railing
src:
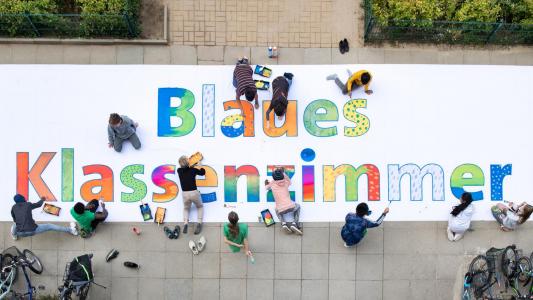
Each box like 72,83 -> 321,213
0,13 -> 140,39
364,0 -> 533,45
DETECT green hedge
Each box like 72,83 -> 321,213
0,0 -> 140,38
372,0 -> 533,26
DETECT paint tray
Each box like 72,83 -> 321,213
254,65 -> 272,78
254,80 -> 270,90
139,203 -> 153,221
43,203 -> 61,216
188,152 -> 203,166
155,207 -> 166,224
260,209 -> 276,227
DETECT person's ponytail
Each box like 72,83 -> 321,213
228,211 -> 240,238
451,192 -> 473,217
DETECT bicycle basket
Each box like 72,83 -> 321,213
66,254 -> 93,282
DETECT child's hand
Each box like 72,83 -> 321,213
108,143 -> 113,148
383,207 -> 390,214
134,122 -> 139,128
264,179 -> 269,185
365,90 -> 373,95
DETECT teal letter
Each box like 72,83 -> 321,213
158,88 -> 196,137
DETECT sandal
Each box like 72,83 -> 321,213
163,226 -> 174,239
172,225 -> 181,239
189,240 -> 199,255
197,236 -> 206,252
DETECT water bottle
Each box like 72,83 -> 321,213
268,46 -> 273,58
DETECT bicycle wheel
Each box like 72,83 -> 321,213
502,245 -> 518,279
0,254 -> 18,283
79,284 -> 90,300
22,250 -> 43,274
469,255 -> 490,289
517,256 -> 532,284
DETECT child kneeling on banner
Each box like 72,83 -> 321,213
341,203 -> 388,247
491,201 -> 533,231
327,69 -> 373,98
265,73 -> 294,123
265,168 -> 302,235
447,192 -> 474,242
71,199 -> 108,238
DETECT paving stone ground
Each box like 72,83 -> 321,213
3,221 -> 533,300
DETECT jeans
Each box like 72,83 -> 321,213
276,203 -> 300,224
11,223 -> 71,238
113,132 -> 141,152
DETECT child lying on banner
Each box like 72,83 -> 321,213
265,72 -> 294,125
491,201 -> 533,231
341,203 -> 388,248
265,168 -> 303,235
327,69 -> 373,98
233,56 -> 259,114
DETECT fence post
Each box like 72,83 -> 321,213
25,14 -> 40,37
364,0 -> 374,40
486,22 -> 503,44
123,13 -> 134,37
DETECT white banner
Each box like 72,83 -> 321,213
1,64 -> 532,222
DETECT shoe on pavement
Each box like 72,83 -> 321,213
281,222 -> 292,234
339,40 -> 345,54
197,236 -> 207,252
194,223 -> 203,235
106,249 -> 119,262
343,38 -> 349,53
70,222 -> 78,236
173,225 -> 181,239
290,222 -> 303,235
183,224 -> 188,234
189,240 -> 199,255
123,261 -> 140,269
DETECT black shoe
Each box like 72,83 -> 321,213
173,225 -> 181,239
183,224 -> 188,234
283,72 -> 294,80
343,38 -> 349,53
194,223 -> 203,235
105,249 -> 119,262
339,40 -> 345,54
123,261 -> 140,269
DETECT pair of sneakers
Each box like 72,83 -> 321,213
281,222 -> 303,235
189,236 -> 207,255
339,38 -> 349,54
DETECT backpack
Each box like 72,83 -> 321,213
67,254 -> 94,282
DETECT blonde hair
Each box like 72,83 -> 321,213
519,204 -> 533,224
178,156 -> 189,168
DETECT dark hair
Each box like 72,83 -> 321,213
361,72 -> 371,85
228,211 -> 240,238
273,100 -> 287,117
244,87 -> 256,102
451,192 -> 473,217
73,202 -> 86,215
109,113 -> 122,125
356,203 -> 369,217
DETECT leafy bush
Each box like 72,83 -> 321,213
372,0 -> 445,26
0,0 -> 58,36
0,0 -> 141,38
77,0 -> 140,38
371,0 -> 532,24
454,0 -> 502,22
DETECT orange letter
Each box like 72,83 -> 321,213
263,100 -> 298,137
16,152 -> 56,200
80,165 -> 114,202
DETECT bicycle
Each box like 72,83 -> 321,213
0,246 -> 44,300
502,247 -> 533,300
468,247 -> 506,299
58,254 -> 105,300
